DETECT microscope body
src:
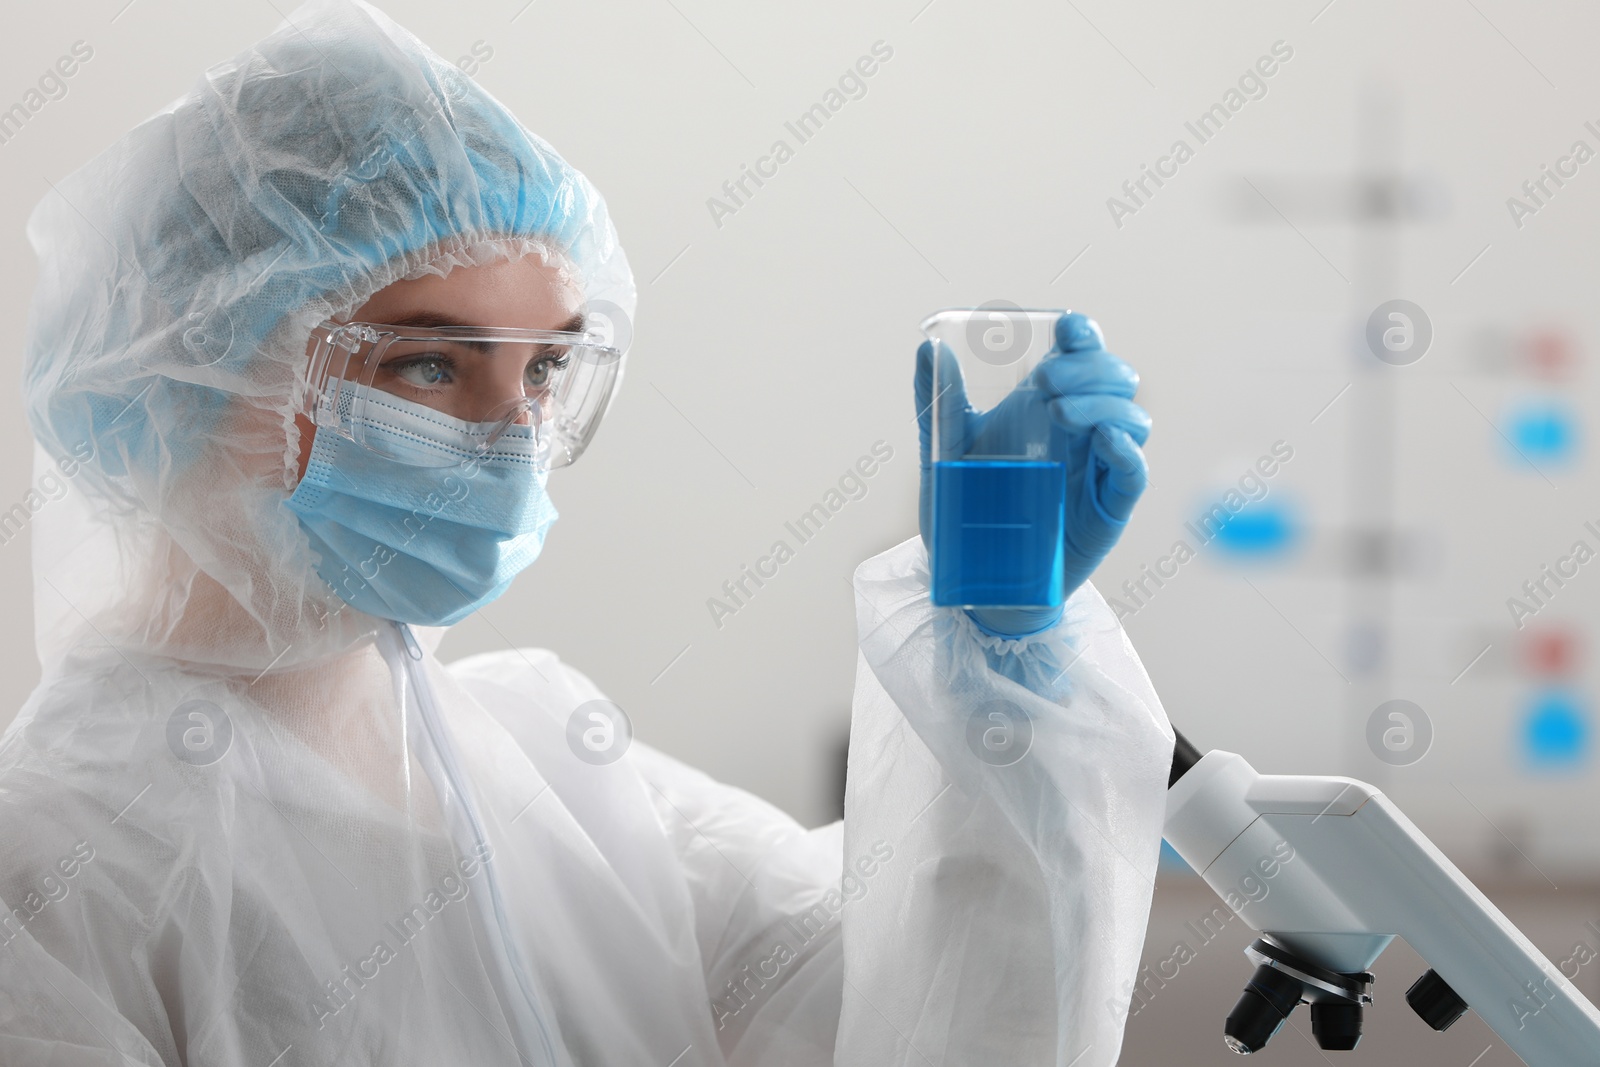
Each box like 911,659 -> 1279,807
1164,749 -> 1600,1064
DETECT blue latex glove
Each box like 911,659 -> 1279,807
916,311 -> 1151,637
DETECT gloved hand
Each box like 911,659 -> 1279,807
916,311 -> 1151,637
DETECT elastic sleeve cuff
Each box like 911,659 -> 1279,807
963,606 -> 1065,639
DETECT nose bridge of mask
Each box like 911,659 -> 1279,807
338,380 -> 551,469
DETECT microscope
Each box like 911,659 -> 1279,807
1164,730 -> 1600,1063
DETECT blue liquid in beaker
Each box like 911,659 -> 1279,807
931,460 -> 1066,607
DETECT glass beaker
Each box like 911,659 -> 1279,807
922,306 -> 1067,609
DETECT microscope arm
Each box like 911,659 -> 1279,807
1164,745 -> 1600,1064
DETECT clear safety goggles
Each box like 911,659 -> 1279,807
303,320 -> 625,469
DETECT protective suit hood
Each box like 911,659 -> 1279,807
23,0 -> 635,673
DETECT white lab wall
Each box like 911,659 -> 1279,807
0,0 -> 1596,887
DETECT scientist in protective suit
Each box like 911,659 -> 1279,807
0,1 -> 1173,1064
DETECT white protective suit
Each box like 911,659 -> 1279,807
0,2 -> 1175,1064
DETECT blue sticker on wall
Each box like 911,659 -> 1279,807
1522,689 -> 1589,768
1189,499 -> 1298,558
1505,402 -> 1580,466
1215,504 -> 1296,554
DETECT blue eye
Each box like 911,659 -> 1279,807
389,355 -> 454,389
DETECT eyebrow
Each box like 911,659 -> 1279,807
381,311 -> 587,334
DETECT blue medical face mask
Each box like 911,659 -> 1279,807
285,384 -> 558,626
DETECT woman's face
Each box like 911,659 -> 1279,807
294,254 -> 584,482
